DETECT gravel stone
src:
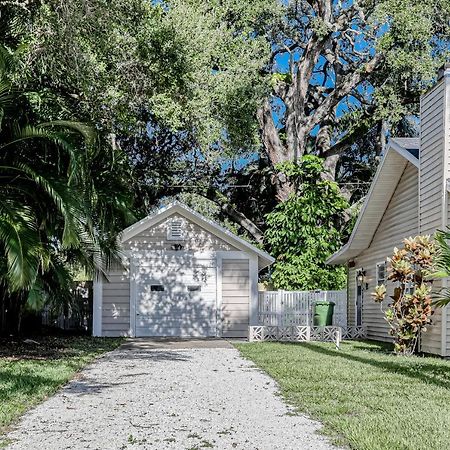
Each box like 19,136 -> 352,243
6,341 -> 340,450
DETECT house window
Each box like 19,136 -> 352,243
167,218 -> 184,241
376,261 -> 386,285
150,285 -> 165,292
187,285 -> 201,292
405,282 -> 415,296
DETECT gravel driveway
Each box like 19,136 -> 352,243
6,339 -> 339,450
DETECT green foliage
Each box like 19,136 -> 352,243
3,0 -> 277,159
265,156 -> 349,290
0,43 -> 134,332
372,236 -> 437,355
430,228 -> 450,307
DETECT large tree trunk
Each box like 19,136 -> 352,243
256,101 -> 296,201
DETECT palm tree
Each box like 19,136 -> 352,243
0,45 -> 134,333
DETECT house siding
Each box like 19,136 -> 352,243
349,163 -> 418,340
122,213 -> 237,253
419,76 -> 447,355
101,269 -> 131,337
419,81 -> 445,237
221,259 -> 250,338
444,71 -> 450,355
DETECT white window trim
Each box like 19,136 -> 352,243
375,260 -> 387,286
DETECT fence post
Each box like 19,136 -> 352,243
277,290 -> 283,327
306,293 -> 310,326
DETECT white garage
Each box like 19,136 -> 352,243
93,202 -> 274,338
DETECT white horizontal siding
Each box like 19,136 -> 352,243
221,259 -> 249,338
352,163 -> 418,341
123,213 -> 237,252
102,271 -> 131,335
419,77 -> 446,355
419,80 -> 444,238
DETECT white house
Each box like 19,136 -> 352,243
327,64 -> 450,356
93,202 -> 274,338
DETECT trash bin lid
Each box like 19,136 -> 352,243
314,301 -> 335,306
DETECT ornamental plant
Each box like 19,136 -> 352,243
372,236 -> 438,355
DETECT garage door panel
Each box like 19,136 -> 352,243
138,303 -> 216,317
136,326 -> 216,337
137,314 -> 215,326
136,272 -> 216,286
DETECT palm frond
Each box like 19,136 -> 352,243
38,121 -> 97,148
0,209 -> 41,291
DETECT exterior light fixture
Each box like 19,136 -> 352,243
357,269 -> 368,290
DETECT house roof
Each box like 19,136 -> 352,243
327,138 -> 420,265
120,201 -> 275,270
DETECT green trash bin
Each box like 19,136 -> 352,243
313,301 -> 335,326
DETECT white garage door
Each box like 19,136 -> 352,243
134,254 -> 217,337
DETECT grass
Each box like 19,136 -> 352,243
235,340 -> 450,450
0,336 -> 122,438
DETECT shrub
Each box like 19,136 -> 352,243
372,236 -> 437,355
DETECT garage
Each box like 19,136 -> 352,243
93,202 -> 274,338
134,254 -> 217,337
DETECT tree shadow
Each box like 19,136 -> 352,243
291,341 -> 450,390
0,370 -> 66,402
114,349 -> 192,362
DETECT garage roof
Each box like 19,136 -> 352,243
327,138 -> 419,265
121,201 -> 275,270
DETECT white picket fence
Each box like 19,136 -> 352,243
258,290 -> 347,328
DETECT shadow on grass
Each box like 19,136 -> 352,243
0,336 -> 122,361
0,370 -> 64,404
285,341 -> 450,390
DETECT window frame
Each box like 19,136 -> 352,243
376,260 -> 387,286
187,285 -> 201,292
150,284 -> 165,292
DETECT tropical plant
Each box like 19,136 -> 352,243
372,236 -> 437,355
265,155 -> 349,290
0,45 -> 134,333
430,228 -> 450,307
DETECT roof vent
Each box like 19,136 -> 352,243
168,218 -> 184,241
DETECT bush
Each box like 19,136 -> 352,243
372,236 -> 437,355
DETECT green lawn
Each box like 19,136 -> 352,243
235,340 -> 450,450
0,336 -> 122,439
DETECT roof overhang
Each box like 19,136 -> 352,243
121,201 -> 275,270
327,141 -> 419,265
